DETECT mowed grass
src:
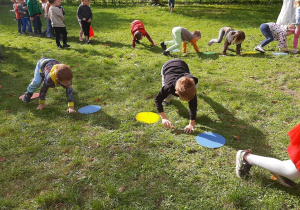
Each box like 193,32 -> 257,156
1,3 -> 300,209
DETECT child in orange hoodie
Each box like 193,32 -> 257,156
160,27 -> 201,56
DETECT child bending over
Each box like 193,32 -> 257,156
208,27 -> 245,56
22,58 -> 76,113
160,27 -> 201,56
77,0 -> 92,44
236,122 -> 300,187
254,22 -> 295,53
130,20 -> 155,48
155,59 -> 198,133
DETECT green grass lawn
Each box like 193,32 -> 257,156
1,3 -> 300,209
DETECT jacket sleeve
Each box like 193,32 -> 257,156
144,32 -> 154,45
77,5 -> 82,19
27,1 -> 34,16
188,95 -> 197,120
236,43 -> 241,55
222,40 -> 230,55
66,85 -> 74,107
155,87 -> 170,113
190,38 -> 199,53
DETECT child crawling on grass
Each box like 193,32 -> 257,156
130,20 -> 155,48
208,26 -> 245,56
155,59 -> 198,133
160,27 -> 201,56
22,58 -> 76,113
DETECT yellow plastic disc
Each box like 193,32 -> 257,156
243,51 -> 258,55
135,112 -> 160,124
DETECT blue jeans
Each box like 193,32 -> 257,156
259,23 -> 274,47
27,58 -> 50,93
32,15 -> 42,35
21,17 -> 32,33
46,17 -> 52,37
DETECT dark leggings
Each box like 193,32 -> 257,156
81,21 -> 90,38
259,23 -> 274,47
53,27 -> 67,47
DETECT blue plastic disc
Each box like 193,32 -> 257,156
273,52 -> 288,56
196,132 -> 226,148
78,105 -> 101,114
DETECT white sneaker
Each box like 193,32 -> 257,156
79,37 -> 83,41
291,49 -> 298,54
254,45 -> 265,53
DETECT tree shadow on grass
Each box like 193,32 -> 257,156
196,94 -> 268,154
167,94 -> 269,155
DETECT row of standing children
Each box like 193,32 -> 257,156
10,0 -> 93,47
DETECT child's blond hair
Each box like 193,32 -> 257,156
56,64 -> 73,81
175,77 -> 196,101
294,0 -> 300,7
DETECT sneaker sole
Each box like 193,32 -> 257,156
254,48 -> 265,53
271,173 -> 297,188
235,150 -> 243,178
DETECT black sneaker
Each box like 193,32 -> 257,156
135,40 -> 140,44
271,173 -> 297,188
63,44 -> 70,48
236,150 -> 252,178
162,50 -> 171,57
22,92 -> 33,102
162,101 -> 170,106
160,42 -> 167,50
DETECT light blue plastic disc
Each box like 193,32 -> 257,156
78,105 -> 101,114
273,52 -> 288,55
196,132 -> 226,148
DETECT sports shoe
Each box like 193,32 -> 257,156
291,49 -> 298,54
236,150 -> 252,178
79,37 -> 83,41
86,40 -> 91,44
63,44 -> 70,48
162,101 -> 170,106
208,41 -> 213,46
162,50 -> 171,57
160,42 -> 167,51
22,92 -> 33,103
271,173 -> 297,188
254,45 -> 265,53
135,40 -> 140,44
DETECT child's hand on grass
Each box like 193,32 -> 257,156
67,107 -> 76,113
162,118 -> 173,129
37,104 -> 46,110
184,124 -> 195,133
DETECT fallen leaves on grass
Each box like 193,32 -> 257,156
234,135 -> 241,143
271,100 -> 278,104
95,98 -> 101,102
118,187 -> 126,192
0,157 -> 5,162
283,121 -> 290,126
88,143 -> 99,149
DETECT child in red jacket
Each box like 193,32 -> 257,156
130,20 -> 155,48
